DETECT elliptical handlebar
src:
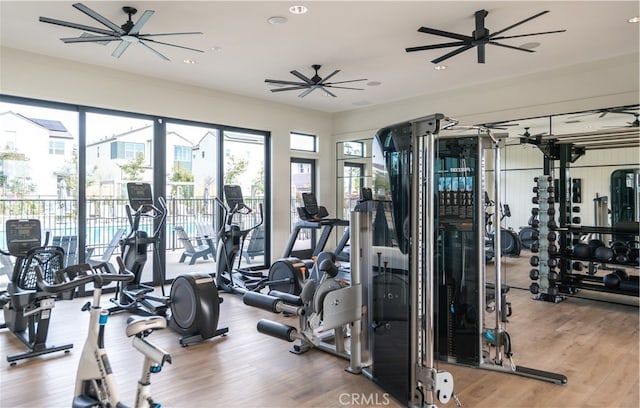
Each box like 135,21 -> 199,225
215,196 -> 263,235
125,195 -> 168,240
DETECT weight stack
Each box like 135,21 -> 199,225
530,176 -> 563,303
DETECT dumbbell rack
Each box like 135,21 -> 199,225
529,176 -> 639,300
529,176 -> 565,302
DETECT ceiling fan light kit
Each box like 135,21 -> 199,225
406,9 -> 566,64
39,2 -> 204,61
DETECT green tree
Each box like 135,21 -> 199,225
170,162 -> 194,198
56,148 -> 78,196
224,154 -> 248,185
120,153 -> 146,181
252,167 -> 264,196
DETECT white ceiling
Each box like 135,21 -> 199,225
1,1 -> 639,115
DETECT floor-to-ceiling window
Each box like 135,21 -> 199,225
1,94 -> 271,288
0,99 -> 79,266
85,111 -> 155,283
164,121 -> 220,279
222,129 -> 268,268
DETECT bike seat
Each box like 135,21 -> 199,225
126,315 -> 167,337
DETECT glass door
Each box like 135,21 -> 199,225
164,122 -> 219,279
85,112 -> 154,282
222,129 -> 268,268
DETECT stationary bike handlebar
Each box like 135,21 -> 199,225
35,257 -> 134,294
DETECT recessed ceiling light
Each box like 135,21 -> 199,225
183,59 -> 196,64
434,65 -> 447,71
267,16 -> 287,25
628,16 -> 640,23
289,5 -> 308,14
367,81 -> 382,87
520,41 -> 541,50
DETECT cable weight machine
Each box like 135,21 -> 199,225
361,114 -> 565,407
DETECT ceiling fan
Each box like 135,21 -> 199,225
519,127 -> 546,144
569,105 -> 640,119
603,113 -> 640,128
39,3 -> 203,61
405,9 -> 565,64
265,65 -> 367,98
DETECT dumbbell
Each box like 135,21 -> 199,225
529,269 -> 539,280
534,176 -> 553,183
588,239 -> 605,256
603,269 -> 628,289
533,186 -> 553,194
611,241 -> 628,263
530,256 -> 539,267
529,282 -> 540,294
594,246 -> 613,263
573,243 -> 590,258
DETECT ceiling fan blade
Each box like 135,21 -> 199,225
290,70 -> 313,84
143,38 -> 204,53
489,41 -> 535,53
270,85 -> 311,92
264,79 -> 307,86
72,3 -> 125,35
61,35 -> 120,43
323,85 -> 365,91
320,87 -> 337,97
490,10 -> 550,38
138,41 -> 170,61
492,30 -> 566,41
298,87 -> 317,98
418,27 -> 471,42
431,44 -> 474,64
111,41 -> 131,58
324,78 -> 368,85
39,16 -> 116,36
406,41 -> 468,52
139,32 -> 203,37
129,10 -> 154,35
318,70 -> 340,84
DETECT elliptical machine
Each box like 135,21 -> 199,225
111,182 -> 228,346
215,185 -> 304,295
109,182 -> 170,316
0,219 -> 73,365
485,193 -> 522,259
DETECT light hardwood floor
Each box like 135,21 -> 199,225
1,251 -> 638,408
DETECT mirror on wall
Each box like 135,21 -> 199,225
476,104 -> 639,231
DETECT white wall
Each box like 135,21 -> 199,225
0,46 -> 334,257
